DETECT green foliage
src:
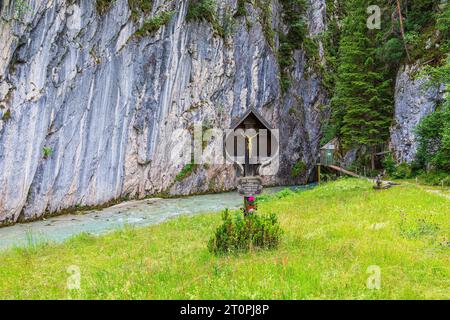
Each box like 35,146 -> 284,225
291,160 -> 306,178
1,179 -> 449,299
382,155 -> 414,179
96,0 -> 116,15
436,2 -> 450,47
399,0 -> 448,61
128,0 -> 153,21
330,0 -> 393,154
175,162 -> 197,182
255,0 -> 276,48
13,0 -> 31,20
378,38 -> 404,65
415,55 -> 450,172
278,0 -> 307,93
327,0 -> 448,168
208,209 -> 283,254
222,10 -> 236,38
134,11 -> 174,37
381,154 -> 396,176
186,0 -> 224,37
403,0 -> 436,33
392,162 -> 412,179
415,101 -> 450,171
2,109 -> 11,121
321,0 -> 344,91
235,0 -> 248,17
320,121 -> 338,146
186,0 -> 216,22
42,146 -> 53,159
416,171 -> 450,187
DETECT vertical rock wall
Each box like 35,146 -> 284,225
0,0 -> 328,224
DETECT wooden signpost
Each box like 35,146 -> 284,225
237,176 -> 263,197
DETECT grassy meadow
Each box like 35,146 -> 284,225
0,179 -> 448,299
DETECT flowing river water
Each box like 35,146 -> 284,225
0,185 -> 314,250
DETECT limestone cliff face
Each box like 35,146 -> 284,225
390,64 -> 445,163
0,0 -> 328,224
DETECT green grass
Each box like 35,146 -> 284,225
0,179 -> 448,299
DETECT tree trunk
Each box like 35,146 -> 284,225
396,0 -> 411,62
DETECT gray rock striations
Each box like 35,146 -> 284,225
0,0 -> 329,224
390,64 -> 445,163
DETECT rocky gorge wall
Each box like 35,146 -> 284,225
390,63 -> 446,163
0,0 -> 444,226
0,0 -> 328,225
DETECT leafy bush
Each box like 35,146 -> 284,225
382,154 -> 396,176
278,0 -> 307,92
379,37 -> 404,64
186,0 -> 223,37
392,162 -> 412,179
291,160 -> 307,178
416,96 -> 450,172
2,109 -> 11,121
235,0 -> 247,17
96,0 -> 116,15
128,0 -> 153,21
186,0 -> 216,23
134,11 -> 174,37
175,162 -> 197,182
208,209 -> 283,254
417,171 -> 450,186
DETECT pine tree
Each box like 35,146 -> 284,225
330,0 -> 393,169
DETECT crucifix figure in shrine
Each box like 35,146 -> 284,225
239,130 -> 259,161
225,108 -> 277,215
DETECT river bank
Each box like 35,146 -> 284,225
0,179 -> 448,299
0,185 -> 313,250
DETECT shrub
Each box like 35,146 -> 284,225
278,0 -> 307,92
175,162 -> 196,182
96,0 -> 116,15
134,11 -> 174,37
186,0 -> 216,23
382,154 -> 396,176
186,0 -> 224,37
415,97 -> 450,172
417,171 -> 450,186
128,0 -> 153,21
380,37 -> 404,64
42,146 -> 53,159
291,160 -> 307,178
2,109 -> 11,121
208,209 -> 283,254
235,0 -> 247,17
392,162 -> 412,179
